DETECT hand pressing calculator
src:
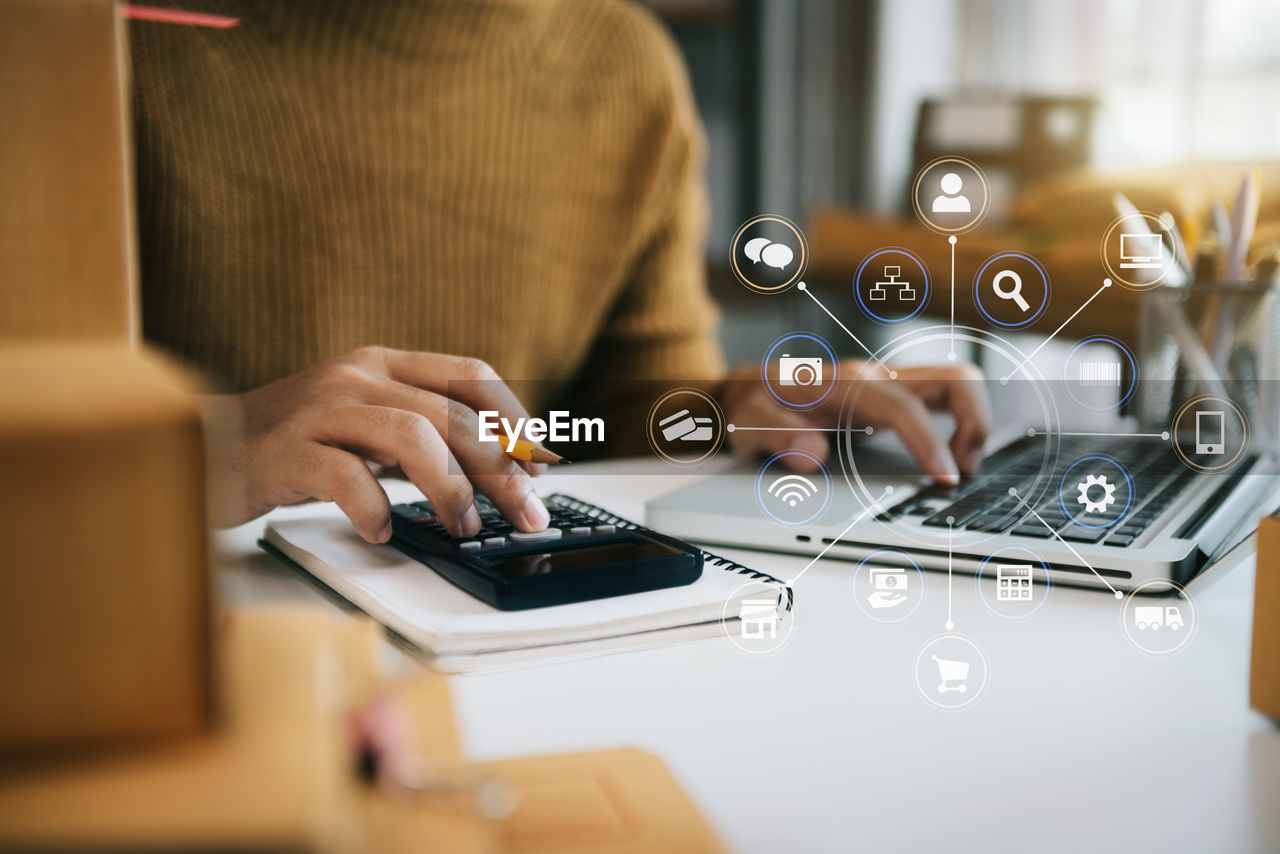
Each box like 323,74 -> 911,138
388,494 -> 703,611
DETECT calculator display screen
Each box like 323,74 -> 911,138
486,536 -> 685,580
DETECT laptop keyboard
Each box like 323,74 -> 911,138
878,436 -> 1210,548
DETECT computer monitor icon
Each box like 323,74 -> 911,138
1196,410 -> 1225,455
1119,233 -> 1163,269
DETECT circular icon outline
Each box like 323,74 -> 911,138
1063,335 -> 1140,412
646,388 -> 726,467
850,548 -> 927,624
720,579 -> 797,657
729,214 -> 809,294
1121,579 -> 1197,657
853,247 -> 932,326
972,251 -> 1051,329
1099,212 -> 1177,290
837,325 -> 1063,552
1170,394 -> 1250,473
754,450 -> 832,528
761,331 -> 839,411
911,156 -> 991,235
912,633 -> 990,711
1057,453 -> 1134,530
975,546 -> 1054,621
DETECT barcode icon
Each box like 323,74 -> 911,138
1079,362 -> 1121,387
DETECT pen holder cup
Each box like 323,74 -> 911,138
1137,282 -> 1280,455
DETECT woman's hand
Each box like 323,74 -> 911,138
721,360 -> 991,483
203,346 -> 548,543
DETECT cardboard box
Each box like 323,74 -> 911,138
0,343 -> 211,751
1252,514 -> 1280,721
0,0 -> 137,341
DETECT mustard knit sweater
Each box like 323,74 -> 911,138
130,0 -> 725,455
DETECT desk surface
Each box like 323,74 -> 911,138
218,460 -> 1280,854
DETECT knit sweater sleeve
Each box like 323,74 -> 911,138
560,16 -> 727,457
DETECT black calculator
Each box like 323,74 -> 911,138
388,494 -> 704,611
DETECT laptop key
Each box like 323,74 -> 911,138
1010,524 -> 1053,538
1059,525 -> 1108,543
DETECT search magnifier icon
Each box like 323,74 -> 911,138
992,269 -> 1030,312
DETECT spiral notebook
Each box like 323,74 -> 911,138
261,494 -> 788,674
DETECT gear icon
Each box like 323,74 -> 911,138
1076,474 -> 1117,514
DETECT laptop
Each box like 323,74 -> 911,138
645,417 -> 1278,593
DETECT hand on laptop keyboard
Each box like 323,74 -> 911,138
722,361 -> 991,485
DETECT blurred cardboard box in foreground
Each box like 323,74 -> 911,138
0,343 -> 212,751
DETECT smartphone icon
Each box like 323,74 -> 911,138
1195,410 -> 1225,455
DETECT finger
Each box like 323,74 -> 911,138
877,386 -> 960,485
362,381 -> 548,532
899,366 -> 991,475
943,374 -> 991,474
374,349 -> 534,435
311,405 -> 482,538
289,443 -> 393,544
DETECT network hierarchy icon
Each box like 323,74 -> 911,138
647,155 -> 1265,710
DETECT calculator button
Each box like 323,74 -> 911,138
509,528 -> 564,542
593,524 -> 616,534
568,526 -> 593,536
458,540 -> 482,551
483,536 -> 507,548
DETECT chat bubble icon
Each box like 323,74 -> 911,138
744,237 -> 772,264
761,242 -> 794,269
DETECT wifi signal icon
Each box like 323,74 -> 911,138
767,474 -> 819,507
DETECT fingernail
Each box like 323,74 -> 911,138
936,451 -> 961,485
376,522 -> 393,543
531,462 -> 548,477
461,505 -> 481,537
521,492 -> 549,531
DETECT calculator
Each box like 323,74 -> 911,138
388,494 -> 704,611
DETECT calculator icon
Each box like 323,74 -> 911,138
995,564 -> 1034,601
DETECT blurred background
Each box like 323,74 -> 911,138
645,0 -> 1280,364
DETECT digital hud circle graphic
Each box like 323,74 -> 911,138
837,325 -> 1062,552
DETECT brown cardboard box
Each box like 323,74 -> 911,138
0,342 -> 211,751
1251,515 -> 1280,721
0,0 -> 137,341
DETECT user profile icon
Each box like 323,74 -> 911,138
912,156 -> 990,235
931,172 -> 971,213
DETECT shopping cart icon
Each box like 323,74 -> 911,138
931,654 -> 970,694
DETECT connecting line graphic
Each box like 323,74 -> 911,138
1000,278 -> 1112,382
785,486 -> 894,586
1009,487 -> 1124,599
948,235 -> 957,360
796,282 -> 894,377
1027,428 -> 1170,441
726,424 -> 873,435
946,520 -> 955,630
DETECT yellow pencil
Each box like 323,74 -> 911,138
501,434 -> 570,465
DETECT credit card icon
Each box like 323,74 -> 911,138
659,409 -> 714,442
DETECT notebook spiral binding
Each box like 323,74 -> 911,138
547,493 -> 794,611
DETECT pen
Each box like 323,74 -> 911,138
501,434 -> 570,465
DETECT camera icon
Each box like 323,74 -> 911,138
778,355 -> 824,387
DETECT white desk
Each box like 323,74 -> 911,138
218,460 -> 1280,854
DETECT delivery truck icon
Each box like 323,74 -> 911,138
1133,605 -> 1184,631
